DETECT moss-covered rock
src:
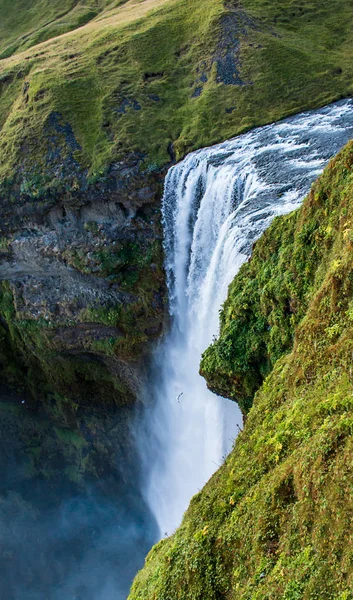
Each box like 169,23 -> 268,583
201,139 -> 353,416
129,142 -> 353,598
0,138 -> 166,406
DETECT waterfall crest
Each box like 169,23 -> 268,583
141,99 -> 353,537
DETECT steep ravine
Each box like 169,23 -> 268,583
129,138 -> 353,599
2,0 -> 353,597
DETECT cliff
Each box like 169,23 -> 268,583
129,140 -> 353,598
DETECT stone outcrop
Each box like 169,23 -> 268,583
0,113 -> 167,409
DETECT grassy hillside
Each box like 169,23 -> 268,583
1,0 -> 353,185
129,141 -> 353,598
0,0 -> 126,59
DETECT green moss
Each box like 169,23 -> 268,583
0,0 -> 123,58
54,426 -> 87,449
129,143 -> 353,599
201,141 -> 353,415
0,280 -> 138,406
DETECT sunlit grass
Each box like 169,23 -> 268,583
1,0 -> 353,182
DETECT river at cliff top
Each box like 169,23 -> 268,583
2,99 -> 353,599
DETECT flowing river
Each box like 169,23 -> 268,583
140,98 -> 353,538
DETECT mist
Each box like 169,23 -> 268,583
0,386 -> 158,600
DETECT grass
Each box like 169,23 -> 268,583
0,0 -> 130,59
129,141 -> 353,599
1,0 -> 353,182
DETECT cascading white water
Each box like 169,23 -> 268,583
142,99 -> 353,537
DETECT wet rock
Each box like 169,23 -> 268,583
148,94 -> 161,102
116,97 -> 142,114
192,86 -> 203,98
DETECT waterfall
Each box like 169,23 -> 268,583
141,99 -> 353,537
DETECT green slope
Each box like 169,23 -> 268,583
1,0 -> 353,185
0,0 -> 127,59
129,141 -> 353,599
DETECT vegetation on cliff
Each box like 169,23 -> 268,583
129,140 -> 353,599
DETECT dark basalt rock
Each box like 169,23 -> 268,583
0,112 -> 168,410
190,6 -> 258,95
116,97 -> 142,114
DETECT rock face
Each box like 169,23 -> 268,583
0,114 -> 166,599
0,112 -> 167,409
